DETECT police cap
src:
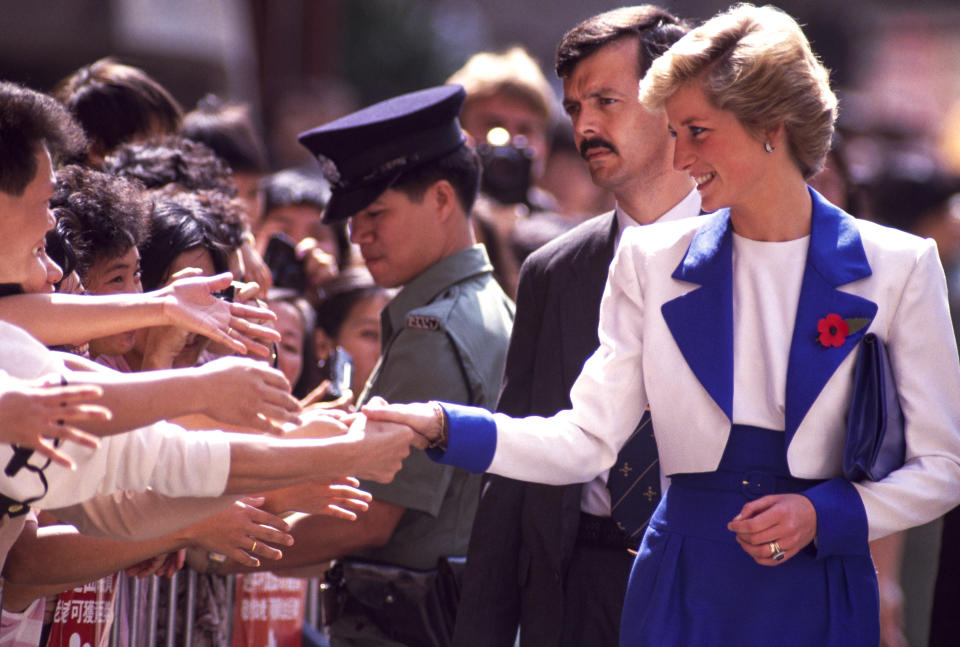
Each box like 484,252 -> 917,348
298,85 -> 467,223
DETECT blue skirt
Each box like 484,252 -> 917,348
619,425 -> 879,647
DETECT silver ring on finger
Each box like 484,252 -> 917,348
769,541 -> 786,562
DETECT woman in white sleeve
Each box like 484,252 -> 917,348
363,5 -> 960,646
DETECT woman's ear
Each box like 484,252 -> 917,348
765,122 -> 786,148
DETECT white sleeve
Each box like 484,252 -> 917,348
0,422 -> 231,510
853,240 -> 960,539
488,234 -> 649,483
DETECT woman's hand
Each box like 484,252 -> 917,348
180,497 -> 294,568
195,356 -> 302,433
153,272 -> 280,358
727,493 -> 817,565
361,397 -> 437,450
0,376 -> 110,468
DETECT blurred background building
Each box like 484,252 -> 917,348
3,0 -> 958,176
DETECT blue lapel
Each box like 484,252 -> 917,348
661,211 -> 735,419
661,188 -> 877,441
783,188 -> 877,444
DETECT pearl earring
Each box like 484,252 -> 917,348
763,141 -> 775,154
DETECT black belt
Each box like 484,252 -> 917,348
577,512 -> 638,551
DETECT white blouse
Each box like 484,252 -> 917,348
731,233 -> 809,430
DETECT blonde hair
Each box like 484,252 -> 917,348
447,47 -> 556,126
640,4 -> 836,178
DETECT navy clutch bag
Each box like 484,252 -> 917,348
843,333 -> 906,481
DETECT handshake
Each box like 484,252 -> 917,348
290,396 -> 442,485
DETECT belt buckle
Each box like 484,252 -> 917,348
739,470 -> 775,498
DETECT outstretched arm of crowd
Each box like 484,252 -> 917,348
222,413 -> 414,494
0,272 -> 278,356
56,354 -> 301,436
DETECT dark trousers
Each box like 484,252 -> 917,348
556,541 -> 634,647
929,505 -> 960,647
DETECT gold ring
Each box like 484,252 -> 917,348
250,540 -> 257,553
226,326 -> 234,336
769,541 -> 786,562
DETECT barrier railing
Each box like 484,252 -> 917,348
106,571 -> 323,647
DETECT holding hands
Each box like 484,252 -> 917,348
361,397 -> 440,450
727,494 -> 818,566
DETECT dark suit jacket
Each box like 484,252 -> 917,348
452,212 -> 621,647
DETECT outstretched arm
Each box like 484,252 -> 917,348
0,272 -> 278,356
59,355 -> 301,436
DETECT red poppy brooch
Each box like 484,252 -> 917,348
817,313 -> 869,347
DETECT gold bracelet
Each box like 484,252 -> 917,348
429,401 -> 449,450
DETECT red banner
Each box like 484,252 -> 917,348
230,573 -> 306,647
46,573 -> 119,647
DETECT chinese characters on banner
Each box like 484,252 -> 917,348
46,573 -> 120,647
231,573 -> 306,647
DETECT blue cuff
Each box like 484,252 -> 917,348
425,402 -> 496,473
802,477 -> 869,558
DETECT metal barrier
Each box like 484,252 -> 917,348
107,571 -> 323,647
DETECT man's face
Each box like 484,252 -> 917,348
460,94 -> 549,180
561,38 -> 674,194
348,188 -> 439,289
0,147 -> 56,285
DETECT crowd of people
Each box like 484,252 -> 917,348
1,3 -> 959,647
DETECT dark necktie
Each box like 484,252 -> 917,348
607,409 -> 660,543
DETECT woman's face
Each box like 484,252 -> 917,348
85,245 -> 143,357
665,82 -> 771,214
131,246 -> 217,366
269,300 -> 304,386
328,292 -> 389,397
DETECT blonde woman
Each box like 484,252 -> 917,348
363,5 -> 960,645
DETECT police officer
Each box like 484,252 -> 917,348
290,85 -> 514,647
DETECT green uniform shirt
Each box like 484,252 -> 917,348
354,244 -> 514,570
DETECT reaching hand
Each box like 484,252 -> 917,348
296,237 -> 338,287
344,414 -> 414,483
196,356 -> 302,433
181,497 -> 294,568
154,272 -> 280,358
125,549 -> 185,579
727,493 -> 817,566
240,240 -> 273,299
264,477 -> 373,520
282,407 -> 350,439
0,375 -> 111,469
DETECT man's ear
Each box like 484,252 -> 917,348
429,180 -> 458,223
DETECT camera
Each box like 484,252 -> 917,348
476,127 -> 534,206
262,232 -> 307,292
213,281 -> 244,302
